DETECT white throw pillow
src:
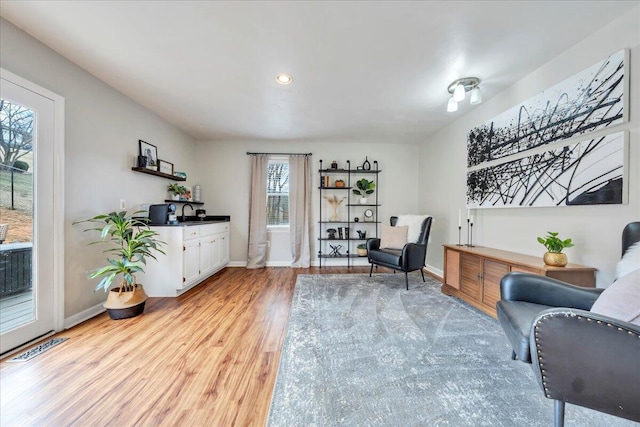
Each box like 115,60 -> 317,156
617,241 -> 640,279
380,224 -> 408,250
395,215 -> 431,243
591,268 -> 640,326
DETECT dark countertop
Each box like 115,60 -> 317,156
149,215 -> 231,227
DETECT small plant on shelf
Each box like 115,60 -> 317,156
352,178 -> 375,204
537,231 -> 574,267
356,243 -> 368,256
167,183 -> 187,200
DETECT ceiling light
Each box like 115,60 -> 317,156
446,77 -> 482,111
469,87 -> 482,105
447,97 -> 458,112
452,84 -> 466,102
276,74 -> 293,84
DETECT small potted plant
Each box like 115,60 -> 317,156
537,231 -> 574,267
352,178 -> 375,204
167,183 -> 186,200
356,243 -> 367,257
74,211 -> 166,319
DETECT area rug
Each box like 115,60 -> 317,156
267,273 -> 635,426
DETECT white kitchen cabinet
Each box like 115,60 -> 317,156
140,221 -> 230,297
183,239 -> 200,286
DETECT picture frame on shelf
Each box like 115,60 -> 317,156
158,159 -> 173,175
180,186 -> 193,201
139,140 -> 158,170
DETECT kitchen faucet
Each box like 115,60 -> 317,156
181,203 -> 194,222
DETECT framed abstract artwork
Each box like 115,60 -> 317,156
466,50 -> 628,208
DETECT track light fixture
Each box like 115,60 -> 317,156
446,77 -> 482,112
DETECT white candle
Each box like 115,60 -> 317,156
470,215 -> 474,224
458,209 -> 461,227
467,209 -> 470,220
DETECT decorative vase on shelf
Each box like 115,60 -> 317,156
169,193 -> 179,201
359,198 -> 368,205
543,252 -> 568,267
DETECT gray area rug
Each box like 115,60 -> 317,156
268,273 -> 636,426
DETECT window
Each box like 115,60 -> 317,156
267,159 -> 289,226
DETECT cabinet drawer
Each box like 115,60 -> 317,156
200,222 -> 229,237
183,226 -> 200,241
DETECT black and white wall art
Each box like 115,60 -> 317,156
466,49 -> 628,208
467,132 -> 627,208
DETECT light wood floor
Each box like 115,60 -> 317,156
0,266 -> 373,427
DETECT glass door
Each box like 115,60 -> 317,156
0,75 -> 57,355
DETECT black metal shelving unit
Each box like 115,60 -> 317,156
318,159 -> 380,267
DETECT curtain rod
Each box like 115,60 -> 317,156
246,152 -> 312,156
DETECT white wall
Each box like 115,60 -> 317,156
419,7 -> 640,286
195,140 -> 421,265
0,18 -> 199,318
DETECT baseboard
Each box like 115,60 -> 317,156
265,261 -> 292,267
228,261 -> 246,267
424,264 -> 444,281
64,303 -> 105,329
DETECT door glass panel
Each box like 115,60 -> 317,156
0,99 -> 35,333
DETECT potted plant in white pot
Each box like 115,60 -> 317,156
352,178 -> 375,204
74,211 -> 165,319
167,183 -> 186,201
537,231 -> 574,267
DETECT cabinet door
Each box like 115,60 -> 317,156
183,239 -> 200,286
445,249 -> 461,290
482,259 -> 509,309
199,237 -> 213,276
210,235 -> 221,270
219,232 -> 229,265
460,254 -> 482,300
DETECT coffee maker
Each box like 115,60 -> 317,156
148,203 -> 177,225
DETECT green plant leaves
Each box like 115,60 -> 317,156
75,210 -> 166,292
537,231 -> 574,253
352,178 -> 375,196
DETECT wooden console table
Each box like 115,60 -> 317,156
442,244 -> 596,319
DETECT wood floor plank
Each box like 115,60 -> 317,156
0,266 -> 371,426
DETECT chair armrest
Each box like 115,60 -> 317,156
367,238 -> 380,252
402,243 -> 426,270
500,272 -> 603,310
530,308 -> 640,422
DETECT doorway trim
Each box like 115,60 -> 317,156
1,67 -> 65,333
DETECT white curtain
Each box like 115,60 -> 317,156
246,154 -> 269,269
289,155 -> 311,268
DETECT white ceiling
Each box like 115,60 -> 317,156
1,1 -> 637,144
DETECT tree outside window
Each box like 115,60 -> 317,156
267,160 -> 289,226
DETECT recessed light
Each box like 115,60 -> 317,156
276,73 -> 293,84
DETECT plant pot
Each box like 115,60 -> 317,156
168,193 -> 179,201
543,252 -> 567,267
357,248 -> 367,257
103,285 -> 148,320
359,198 -> 368,205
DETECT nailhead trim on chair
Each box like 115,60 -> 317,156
533,311 -> 640,399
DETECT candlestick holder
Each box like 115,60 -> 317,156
456,225 -> 463,246
465,219 -> 471,246
468,222 -> 475,247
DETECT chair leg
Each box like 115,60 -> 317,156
405,272 -> 409,290
369,263 -> 374,277
420,268 -> 425,282
554,400 -> 565,427
511,350 -> 517,360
